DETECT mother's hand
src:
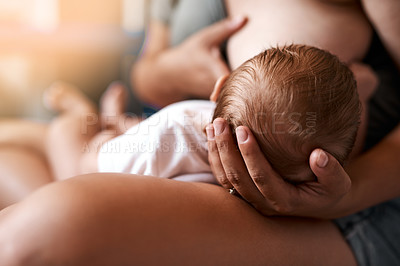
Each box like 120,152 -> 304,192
206,118 -> 352,218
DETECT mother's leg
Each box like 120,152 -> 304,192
0,174 -> 356,266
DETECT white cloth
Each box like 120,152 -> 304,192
98,100 -> 217,184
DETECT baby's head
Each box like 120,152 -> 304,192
212,44 -> 361,183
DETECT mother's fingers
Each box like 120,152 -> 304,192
212,118 -> 246,189
236,126 -> 297,213
212,120 -> 265,203
206,123 -> 232,188
199,16 -> 248,47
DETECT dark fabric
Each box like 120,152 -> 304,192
334,198 -> 400,266
364,33 -> 400,150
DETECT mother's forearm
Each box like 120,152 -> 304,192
132,52 -> 188,107
337,124 -> 400,218
0,174 -> 356,265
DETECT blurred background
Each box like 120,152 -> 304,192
0,0 -> 147,120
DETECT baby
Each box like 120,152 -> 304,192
212,44 -> 361,182
46,44 -> 361,184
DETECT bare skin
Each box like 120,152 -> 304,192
0,147 -> 51,208
0,83 -> 358,265
0,121 -> 51,209
0,82 -> 137,208
214,0 -> 400,217
0,174 -> 356,266
225,0 -> 372,68
207,118 -> 400,218
362,0 -> 400,71
132,16 -> 248,107
131,0 -> 398,108
0,0 -> 398,264
0,120 -> 48,155
0,84 -> 391,264
225,0 -> 377,157
45,82 -> 140,180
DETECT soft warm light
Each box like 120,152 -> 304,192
31,0 -> 59,32
0,0 -> 59,30
0,0 -> 31,23
0,0 -> 145,118
122,0 -> 146,33
0,55 -> 30,95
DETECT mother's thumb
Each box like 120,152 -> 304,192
309,149 -> 351,194
201,16 -> 247,46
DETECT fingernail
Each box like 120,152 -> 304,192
213,119 -> 225,136
236,127 -> 248,144
206,124 -> 215,140
317,150 -> 329,168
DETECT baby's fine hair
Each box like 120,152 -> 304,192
213,44 -> 361,182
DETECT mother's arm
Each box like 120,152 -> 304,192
0,174 -> 356,265
343,124 -> 400,216
207,118 -> 400,219
131,16 -> 247,107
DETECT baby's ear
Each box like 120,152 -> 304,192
210,75 -> 229,102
